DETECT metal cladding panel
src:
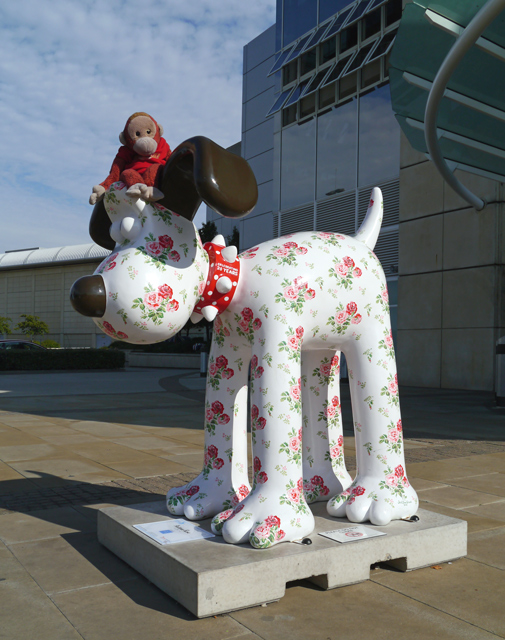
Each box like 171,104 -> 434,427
280,203 -> 315,235
374,229 -> 399,275
24,247 -> 62,265
316,192 -> 356,235
0,250 -> 35,267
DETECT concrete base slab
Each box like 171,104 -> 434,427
97,501 -> 467,618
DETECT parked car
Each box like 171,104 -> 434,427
0,340 -> 47,351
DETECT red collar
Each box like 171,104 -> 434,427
193,241 -> 241,318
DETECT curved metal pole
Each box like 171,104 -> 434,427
424,0 -> 505,210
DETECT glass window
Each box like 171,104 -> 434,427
322,54 -> 354,86
281,118 -> 316,209
363,7 -> 382,40
267,88 -> 295,117
316,99 -> 358,199
283,0 -> 318,48
358,84 -> 400,186
324,7 -> 354,39
340,23 -> 358,53
339,71 -> 358,99
283,60 -> 298,86
283,104 -> 297,126
319,81 -> 337,109
361,58 -> 381,88
343,41 -> 376,74
319,37 -> 336,64
305,66 -> 333,96
285,79 -> 312,107
301,48 -> 317,75
385,0 -> 402,26
300,92 -> 316,118
319,0 -> 353,23
346,0 -> 371,25
269,47 -> 295,76
285,32 -> 315,65
308,21 -> 334,49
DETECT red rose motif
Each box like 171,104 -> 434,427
388,428 -> 399,443
335,310 -> 348,325
158,284 -> 173,300
382,290 -> 389,302
352,486 -> 365,496
144,292 -> 161,309
288,335 -> 299,350
296,246 -> 308,255
297,477 -> 303,492
213,457 -> 224,469
146,241 -> 163,256
330,445 -> 341,459
388,381 -> 398,395
255,366 -> 264,378
274,246 -> 289,257
343,256 -> 355,268
211,401 -> 224,415
320,363 -> 331,377
287,488 -> 300,503
251,404 -> 259,419
257,417 -> 266,429
158,235 -> 173,249
353,267 -> 362,278
207,445 -> 218,458
326,405 -> 336,418
169,250 -> 180,262
290,383 -> 301,401
288,436 -> 300,452
238,484 -> 250,498
251,355 -> 258,369
311,475 -> 324,486
241,308 -> 253,321
215,355 -> 228,369
336,263 -> 348,277
331,354 -> 340,369
255,524 -> 271,539
397,420 -> 402,431
284,241 -> 298,249
222,368 -> 234,379
351,314 -> 362,324
395,465 -> 404,478
117,331 -> 128,339
331,395 -> 340,407
209,363 -> 217,376
254,457 -> 261,472
105,261 -> 116,271
205,409 -> 213,421
346,302 -> 358,315
257,471 -> 268,484
304,288 -> 316,300
337,435 -> 344,446
167,299 -> 179,312
283,285 -> 298,301
218,413 -> 230,424
252,318 -> 262,331
265,515 -> 281,528
295,326 -> 304,338
187,485 -> 199,496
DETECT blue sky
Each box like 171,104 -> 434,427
0,0 -> 275,253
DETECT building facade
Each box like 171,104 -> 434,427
208,0 -> 505,392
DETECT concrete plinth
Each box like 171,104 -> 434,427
97,501 -> 467,618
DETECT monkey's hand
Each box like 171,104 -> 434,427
89,185 -> 106,205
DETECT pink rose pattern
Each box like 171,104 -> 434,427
131,283 -> 180,326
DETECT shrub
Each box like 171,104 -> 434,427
39,340 -> 61,349
0,349 -> 125,371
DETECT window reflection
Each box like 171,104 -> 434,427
283,0 -> 318,48
281,119 -> 316,210
358,85 -> 400,186
316,99 -> 357,199
319,0 -> 353,23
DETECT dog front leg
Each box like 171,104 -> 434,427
166,335 -> 251,520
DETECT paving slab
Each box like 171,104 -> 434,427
97,501 -> 467,618
372,557 -> 505,637
467,526 -> 505,570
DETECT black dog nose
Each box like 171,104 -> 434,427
70,275 -> 106,318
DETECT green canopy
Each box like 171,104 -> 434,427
389,1 -> 505,196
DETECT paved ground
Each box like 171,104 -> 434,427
0,367 -> 504,639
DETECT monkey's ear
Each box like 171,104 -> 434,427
158,124 -> 164,136
119,132 -> 126,146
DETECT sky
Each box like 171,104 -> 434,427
0,0 -> 276,254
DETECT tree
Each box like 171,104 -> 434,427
198,220 -> 218,244
15,314 -> 50,342
226,226 -> 240,250
0,316 -> 12,337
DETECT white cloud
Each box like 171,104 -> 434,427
0,0 -> 275,252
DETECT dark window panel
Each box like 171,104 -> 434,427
385,0 -> 402,26
346,0 -> 372,25
343,41 -> 376,74
340,23 -> 358,53
319,0 -> 354,23
269,47 -> 296,76
305,66 -> 334,96
285,32 -> 315,65
300,92 -> 316,118
283,60 -> 298,86
368,31 -> 396,62
307,21 -> 334,49
301,48 -> 317,75
361,58 -> 382,89
323,6 -> 355,40
285,79 -> 312,107
320,37 -> 337,64
283,104 -> 298,126
322,53 -> 355,86
339,71 -> 358,99
319,81 -> 337,109
266,88 -> 295,117
363,7 -> 382,40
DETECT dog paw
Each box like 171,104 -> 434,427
125,184 -> 143,198
138,184 -> 164,201
327,476 -> 419,525
220,492 -> 315,548
166,475 -> 250,520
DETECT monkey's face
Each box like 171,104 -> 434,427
125,115 -> 159,157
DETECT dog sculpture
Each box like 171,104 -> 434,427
71,182 -> 418,549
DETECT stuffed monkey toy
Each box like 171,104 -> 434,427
90,112 -> 171,204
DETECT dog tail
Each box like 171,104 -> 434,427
354,187 -> 383,251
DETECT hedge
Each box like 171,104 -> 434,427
0,349 -> 126,371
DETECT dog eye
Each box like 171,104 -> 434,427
147,129 -> 151,134
135,131 -> 140,137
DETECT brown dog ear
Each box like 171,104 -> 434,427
89,200 -> 116,250
157,136 -> 258,221
119,132 -> 126,146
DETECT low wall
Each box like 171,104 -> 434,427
126,352 -> 201,369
